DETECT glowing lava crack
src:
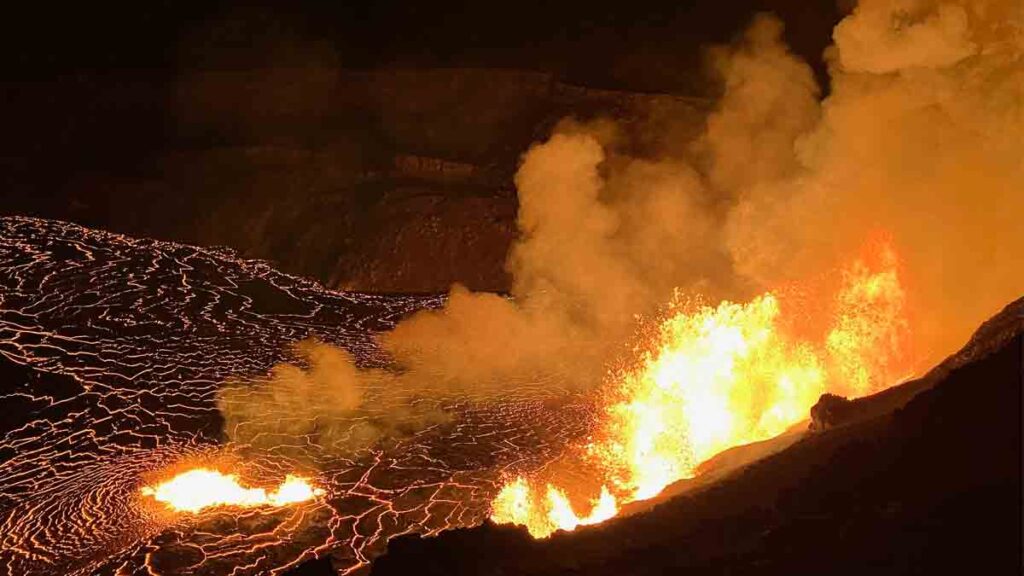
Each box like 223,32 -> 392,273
0,217 -> 584,576
141,469 -> 324,512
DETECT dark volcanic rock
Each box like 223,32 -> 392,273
809,393 -> 852,431
336,190 -> 516,292
2,69 -> 708,292
371,298 -> 1024,576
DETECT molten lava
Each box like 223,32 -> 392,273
491,245 -> 913,537
141,468 -> 324,513
492,478 -> 619,535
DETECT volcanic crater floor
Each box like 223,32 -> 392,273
0,217 -> 591,575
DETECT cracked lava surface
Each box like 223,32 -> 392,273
0,217 -> 593,575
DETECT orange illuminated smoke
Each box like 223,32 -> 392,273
491,243 -> 914,537
140,468 -> 324,513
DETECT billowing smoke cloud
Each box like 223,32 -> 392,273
219,0 -> 1023,453
725,0 -> 1024,359
703,14 -> 821,195
217,340 -> 449,453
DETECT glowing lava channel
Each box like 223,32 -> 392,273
141,469 -> 325,513
491,246 -> 912,537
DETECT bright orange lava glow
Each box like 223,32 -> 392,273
140,468 -> 324,513
491,242 -> 913,537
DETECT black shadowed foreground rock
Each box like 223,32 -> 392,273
362,297 -> 1022,576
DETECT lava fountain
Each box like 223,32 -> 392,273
141,468 -> 325,513
491,241 -> 913,537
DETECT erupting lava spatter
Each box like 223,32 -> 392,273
491,245 -> 913,537
141,469 -> 324,512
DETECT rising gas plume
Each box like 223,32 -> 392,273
218,0 -> 1022,535
217,339 -> 450,453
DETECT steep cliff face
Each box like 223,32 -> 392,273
333,189 -> 516,292
2,69 -> 708,292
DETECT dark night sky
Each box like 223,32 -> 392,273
2,0 -> 843,91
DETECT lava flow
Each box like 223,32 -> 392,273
141,469 -> 324,513
1,217 -> 553,576
491,244 -> 913,537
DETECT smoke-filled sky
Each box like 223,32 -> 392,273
219,0 -> 1024,455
